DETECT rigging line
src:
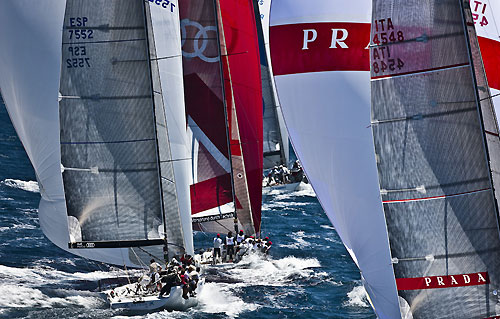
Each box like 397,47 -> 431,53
221,51 -> 249,57
61,138 -> 155,145
214,219 -> 233,233
372,106 -> 477,124
152,54 -> 182,61
130,248 -> 148,270
393,246 -> 500,262
381,177 -> 489,194
62,38 -> 146,45
382,187 -> 491,204
136,247 -> 167,267
161,176 -> 174,184
59,94 -> 150,100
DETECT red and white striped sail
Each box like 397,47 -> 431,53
180,0 -> 262,236
218,0 -> 263,235
270,1 -> 400,318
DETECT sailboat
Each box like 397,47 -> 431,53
181,0 -> 263,238
257,0 -> 307,194
1,0 -> 198,312
271,0 -> 500,317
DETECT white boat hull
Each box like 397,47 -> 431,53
262,181 -> 305,194
105,279 -> 203,311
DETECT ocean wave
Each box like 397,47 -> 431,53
0,284 -> 105,309
2,179 -> 40,193
279,230 -> 322,250
345,285 -> 370,308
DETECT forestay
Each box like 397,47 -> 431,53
269,1 -> 401,318
371,0 -> 500,317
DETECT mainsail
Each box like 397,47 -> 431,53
371,0 -> 500,317
180,0 -> 263,236
0,0 -> 192,267
269,1 -> 401,318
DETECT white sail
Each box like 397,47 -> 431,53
257,0 -> 290,168
269,1 -> 401,318
0,0 -> 191,267
148,0 -> 194,256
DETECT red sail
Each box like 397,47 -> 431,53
218,0 -> 263,234
180,1 -> 235,233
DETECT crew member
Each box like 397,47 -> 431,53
236,230 -> 245,245
225,231 -> 235,262
213,233 -> 223,264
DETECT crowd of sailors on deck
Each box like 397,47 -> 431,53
145,256 -> 200,300
212,230 -> 272,264
140,230 -> 272,300
264,160 -> 305,186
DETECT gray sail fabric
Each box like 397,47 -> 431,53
371,0 -> 500,318
60,0 -> 170,245
464,3 -> 500,222
144,3 -> 185,257
255,0 -> 285,170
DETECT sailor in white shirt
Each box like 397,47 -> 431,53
236,230 -> 245,245
225,231 -> 235,261
213,233 -> 223,264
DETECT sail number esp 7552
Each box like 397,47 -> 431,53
149,0 -> 176,12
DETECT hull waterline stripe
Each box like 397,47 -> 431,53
382,187 -> 491,204
371,63 -> 470,81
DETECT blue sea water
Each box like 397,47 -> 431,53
0,101 -> 376,318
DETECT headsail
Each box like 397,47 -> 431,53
371,0 -> 500,317
269,1 -> 401,318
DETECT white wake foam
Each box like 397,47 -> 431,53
2,179 -> 40,193
279,230 -> 322,250
216,253 -> 321,288
196,282 -> 259,318
345,285 -> 370,308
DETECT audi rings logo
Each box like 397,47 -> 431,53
181,19 -> 218,63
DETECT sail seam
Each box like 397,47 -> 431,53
371,63 -> 469,81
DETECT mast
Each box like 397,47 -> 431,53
213,0 -> 239,233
